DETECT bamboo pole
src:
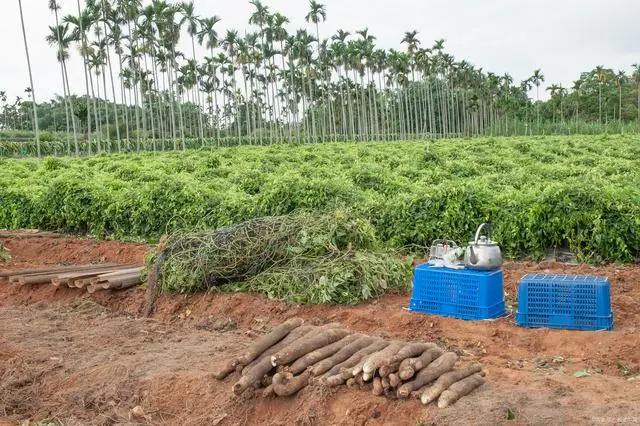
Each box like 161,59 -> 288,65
1,263 -> 126,278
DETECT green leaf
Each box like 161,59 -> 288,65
506,408 -> 516,421
617,361 -> 630,376
573,370 -> 590,378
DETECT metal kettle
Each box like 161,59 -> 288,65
463,223 -> 502,271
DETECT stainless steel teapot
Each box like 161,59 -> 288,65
463,223 -> 502,271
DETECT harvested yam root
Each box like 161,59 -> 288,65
391,342 -> 436,364
333,340 -> 389,380
215,319 -> 486,408
381,377 -> 391,390
372,377 -> 384,396
361,341 -> 404,377
242,325 -> 316,375
233,356 -> 274,395
379,342 -> 435,377
290,334 -> 360,374
273,371 -> 312,396
421,364 -> 483,405
271,328 -> 349,367
215,317 -> 304,379
311,335 -> 373,376
262,385 -> 275,398
388,373 -> 401,388
398,347 -> 445,381
410,385 -> 429,400
325,373 -> 347,387
356,374 -> 373,391
437,373 -> 485,408
378,362 -> 399,378
397,352 -> 458,398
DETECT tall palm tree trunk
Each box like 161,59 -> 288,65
18,0 -> 40,156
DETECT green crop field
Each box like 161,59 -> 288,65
1,134 -> 639,263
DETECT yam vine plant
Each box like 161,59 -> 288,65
147,212 -> 410,304
0,134 -> 639,263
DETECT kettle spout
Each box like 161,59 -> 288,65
469,245 -> 478,265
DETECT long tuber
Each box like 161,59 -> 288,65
271,328 -> 349,367
391,342 -> 436,364
272,371 -> 313,396
437,373 -> 485,408
410,384 -> 429,400
360,341 -> 403,377
310,335 -> 373,376
324,373 -> 347,387
240,318 -> 304,365
372,377 -> 384,396
241,325 -> 315,374
388,373 -> 401,388
233,356 -> 274,395
397,352 -> 458,398
326,339 -> 389,378
262,385 -> 274,398
398,347 -> 445,381
421,364 -> 483,405
290,334 -> 359,374
215,317 -> 304,380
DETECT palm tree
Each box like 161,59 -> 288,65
268,12 -> 291,140
179,1 -> 204,142
249,0 -> 272,142
594,66 -> 609,128
529,69 -> 544,131
18,0 -> 40,156
198,15 -> 222,141
48,1 -> 79,154
615,70 -> 627,126
46,24 -> 75,154
98,0 -> 122,151
222,29 -> 242,142
633,64 -> 640,129
401,31 -> 420,138
65,5 -> 96,151
305,1 -> 329,141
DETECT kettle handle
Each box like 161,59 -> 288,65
474,223 -> 489,244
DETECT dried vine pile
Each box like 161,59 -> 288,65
215,318 -> 485,408
145,212 -> 411,313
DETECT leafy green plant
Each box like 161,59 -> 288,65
0,135 -> 638,263
0,243 -> 10,262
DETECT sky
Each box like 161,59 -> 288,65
2,0 -> 639,103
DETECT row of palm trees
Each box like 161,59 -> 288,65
15,0 -> 640,156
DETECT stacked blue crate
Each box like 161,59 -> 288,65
410,264 -> 506,320
515,274 -> 613,331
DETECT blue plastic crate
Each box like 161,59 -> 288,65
409,264 -> 505,320
515,274 -> 614,331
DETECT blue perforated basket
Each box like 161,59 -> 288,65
515,274 -> 613,331
409,264 -> 505,320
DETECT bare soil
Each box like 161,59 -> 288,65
1,233 -> 639,426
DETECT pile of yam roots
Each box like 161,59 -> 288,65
215,318 -> 485,408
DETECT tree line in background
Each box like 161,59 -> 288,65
8,0 -> 640,156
